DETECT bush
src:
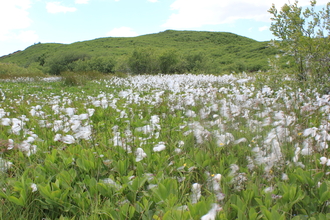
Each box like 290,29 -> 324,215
61,71 -> 105,86
184,52 -> 207,73
73,57 -> 116,74
0,63 -> 43,78
226,60 -> 247,73
127,48 -> 159,74
159,50 -> 179,74
45,51 -> 90,75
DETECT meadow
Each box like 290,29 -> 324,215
0,30 -> 278,75
0,72 -> 329,220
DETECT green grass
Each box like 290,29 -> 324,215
0,30 -> 279,74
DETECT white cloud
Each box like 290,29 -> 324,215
46,2 -> 77,14
0,1 -> 33,41
106,27 -> 138,37
75,0 -> 90,4
162,0 -> 330,29
16,30 -> 39,43
259,26 -> 269,32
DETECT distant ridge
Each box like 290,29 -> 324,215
0,30 -> 277,73
0,50 -> 22,60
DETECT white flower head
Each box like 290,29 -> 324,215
153,142 -> 166,152
31,183 -> 37,192
136,148 -> 147,162
320,157 -> 328,165
200,203 -> 222,220
191,183 -> 201,204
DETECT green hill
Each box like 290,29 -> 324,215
0,30 -> 278,74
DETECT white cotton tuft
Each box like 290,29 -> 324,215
136,148 -> 147,162
320,157 -> 328,165
0,158 -> 13,172
65,108 -> 76,117
8,139 -> 14,150
153,142 -> 166,152
62,135 -> 75,144
200,203 -> 222,220
191,183 -> 201,204
31,183 -> 37,192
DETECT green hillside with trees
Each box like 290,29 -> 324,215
0,30 -> 279,76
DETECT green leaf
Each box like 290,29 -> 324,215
248,207 -> 258,220
260,205 -> 271,220
320,191 -> 330,203
8,196 -> 25,206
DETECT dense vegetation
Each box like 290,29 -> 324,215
0,1 -> 329,219
0,30 -> 278,76
0,72 -> 330,220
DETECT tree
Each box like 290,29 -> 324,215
127,48 -> 159,74
268,0 -> 330,82
159,50 -> 179,74
45,51 -> 90,75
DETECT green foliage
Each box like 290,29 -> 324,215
159,50 -> 180,74
61,71 -> 105,86
1,72 -> 330,219
73,56 -> 116,74
268,0 -> 330,82
45,51 -> 90,75
0,62 -> 43,78
127,48 -> 159,74
0,30 -> 277,75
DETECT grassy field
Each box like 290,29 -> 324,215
0,30 -> 279,75
0,72 -> 329,219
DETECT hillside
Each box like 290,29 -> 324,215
0,30 -> 278,74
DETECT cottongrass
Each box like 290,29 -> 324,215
0,72 -> 329,219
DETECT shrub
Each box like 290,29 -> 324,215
45,51 -> 90,75
269,0 -> 330,82
184,52 -> 207,73
0,63 -> 43,78
61,71 -> 105,86
127,48 -> 159,74
159,50 -> 179,74
73,57 -> 116,74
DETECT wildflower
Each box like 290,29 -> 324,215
65,108 -> 75,117
0,158 -> 12,172
153,142 -> 166,152
293,146 -> 300,163
282,173 -> 289,181
1,118 -> 11,126
135,148 -> 147,162
62,135 -> 75,144
87,108 -> 95,116
303,127 -> 318,137
200,203 -> 222,220
191,183 -> 201,204
320,157 -> 328,165
103,178 -> 122,190
264,186 -> 274,193
8,139 -> 14,150
233,138 -> 247,145
31,183 -> 37,192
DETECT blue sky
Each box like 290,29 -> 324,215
0,0 -> 328,57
